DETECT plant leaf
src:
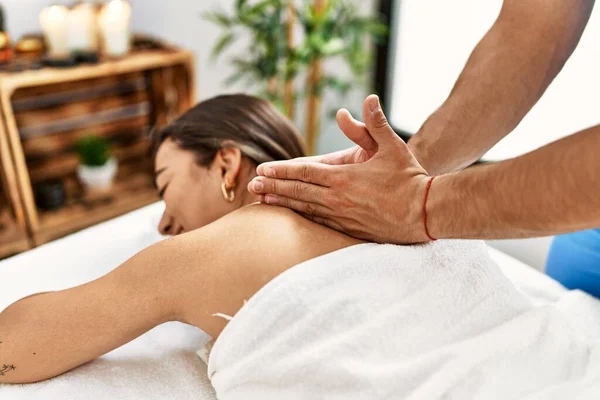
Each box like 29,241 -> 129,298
211,31 -> 236,60
236,0 -> 248,12
202,11 -> 233,28
321,38 -> 345,56
75,135 -> 111,167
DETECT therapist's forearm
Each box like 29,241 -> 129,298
408,0 -> 595,176
427,124 -> 600,240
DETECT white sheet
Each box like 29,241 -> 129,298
0,202 -> 578,399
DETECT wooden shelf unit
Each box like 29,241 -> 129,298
0,48 -> 195,246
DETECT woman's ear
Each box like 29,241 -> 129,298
215,144 -> 243,188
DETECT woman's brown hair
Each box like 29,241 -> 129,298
151,94 -> 306,166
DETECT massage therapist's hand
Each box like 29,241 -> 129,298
248,95 -> 432,244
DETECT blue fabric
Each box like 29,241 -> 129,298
546,229 -> 600,299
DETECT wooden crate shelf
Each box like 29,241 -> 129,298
0,47 -> 195,250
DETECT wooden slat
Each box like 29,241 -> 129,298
116,157 -> 154,180
34,174 -> 159,245
172,63 -> 193,116
12,77 -> 146,114
15,90 -> 149,130
19,102 -> 150,138
62,176 -> 82,202
0,89 -> 39,230
147,68 -> 168,130
0,106 -> 31,257
27,139 -> 152,183
0,50 -> 195,92
21,116 -> 149,157
0,104 -> 26,226
11,72 -> 145,102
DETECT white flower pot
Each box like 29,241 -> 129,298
77,157 -> 118,190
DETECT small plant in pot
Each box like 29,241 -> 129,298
75,135 -> 117,192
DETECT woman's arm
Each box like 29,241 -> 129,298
0,205 -> 359,384
0,240 -> 179,384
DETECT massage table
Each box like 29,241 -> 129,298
0,202 -> 570,399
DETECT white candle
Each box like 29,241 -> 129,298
67,3 -> 98,52
39,5 -> 69,58
98,0 -> 132,57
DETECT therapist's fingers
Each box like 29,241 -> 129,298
263,195 -> 332,219
256,161 -> 338,186
362,95 -> 406,153
249,176 -> 331,205
284,148 -> 356,166
336,108 -> 377,153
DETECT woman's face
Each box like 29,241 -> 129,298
154,138 -> 250,235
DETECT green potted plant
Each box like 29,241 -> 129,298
204,0 -> 387,154
75,135 -> 117,191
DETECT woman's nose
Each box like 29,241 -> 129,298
158,212 -> 184,236
158,212 -> 174,236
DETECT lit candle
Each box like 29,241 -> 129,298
39,5 -> 69,58
67,3 -> 98,52
98,0 -> 132,57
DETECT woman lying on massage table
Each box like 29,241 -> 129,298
2,94 -> 582,399
0,94 -> 363,384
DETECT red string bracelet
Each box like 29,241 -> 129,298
423,176 -> 437,242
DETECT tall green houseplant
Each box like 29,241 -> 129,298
205,0 -> 387,154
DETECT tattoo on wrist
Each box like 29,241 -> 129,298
1,337 -> 17,376
1,364 -> 16,376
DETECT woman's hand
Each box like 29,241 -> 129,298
248,95 -> 432,244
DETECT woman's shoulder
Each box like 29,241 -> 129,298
224,203 -> 363,252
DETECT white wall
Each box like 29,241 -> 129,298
4,0 -> 51,39
3,0 -> 553,270
487,238 -> 552,272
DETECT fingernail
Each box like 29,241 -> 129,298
265,195 -> 279,205
264,166 -> 275,178
369,95 -> 380,113
252,179 -> 264,193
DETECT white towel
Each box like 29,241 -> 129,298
208,241 -> 600,400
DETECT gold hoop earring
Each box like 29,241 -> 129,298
221,182 -> 235,203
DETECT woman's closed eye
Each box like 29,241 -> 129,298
158,182 -> 169,199
154,167 -> 169,198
